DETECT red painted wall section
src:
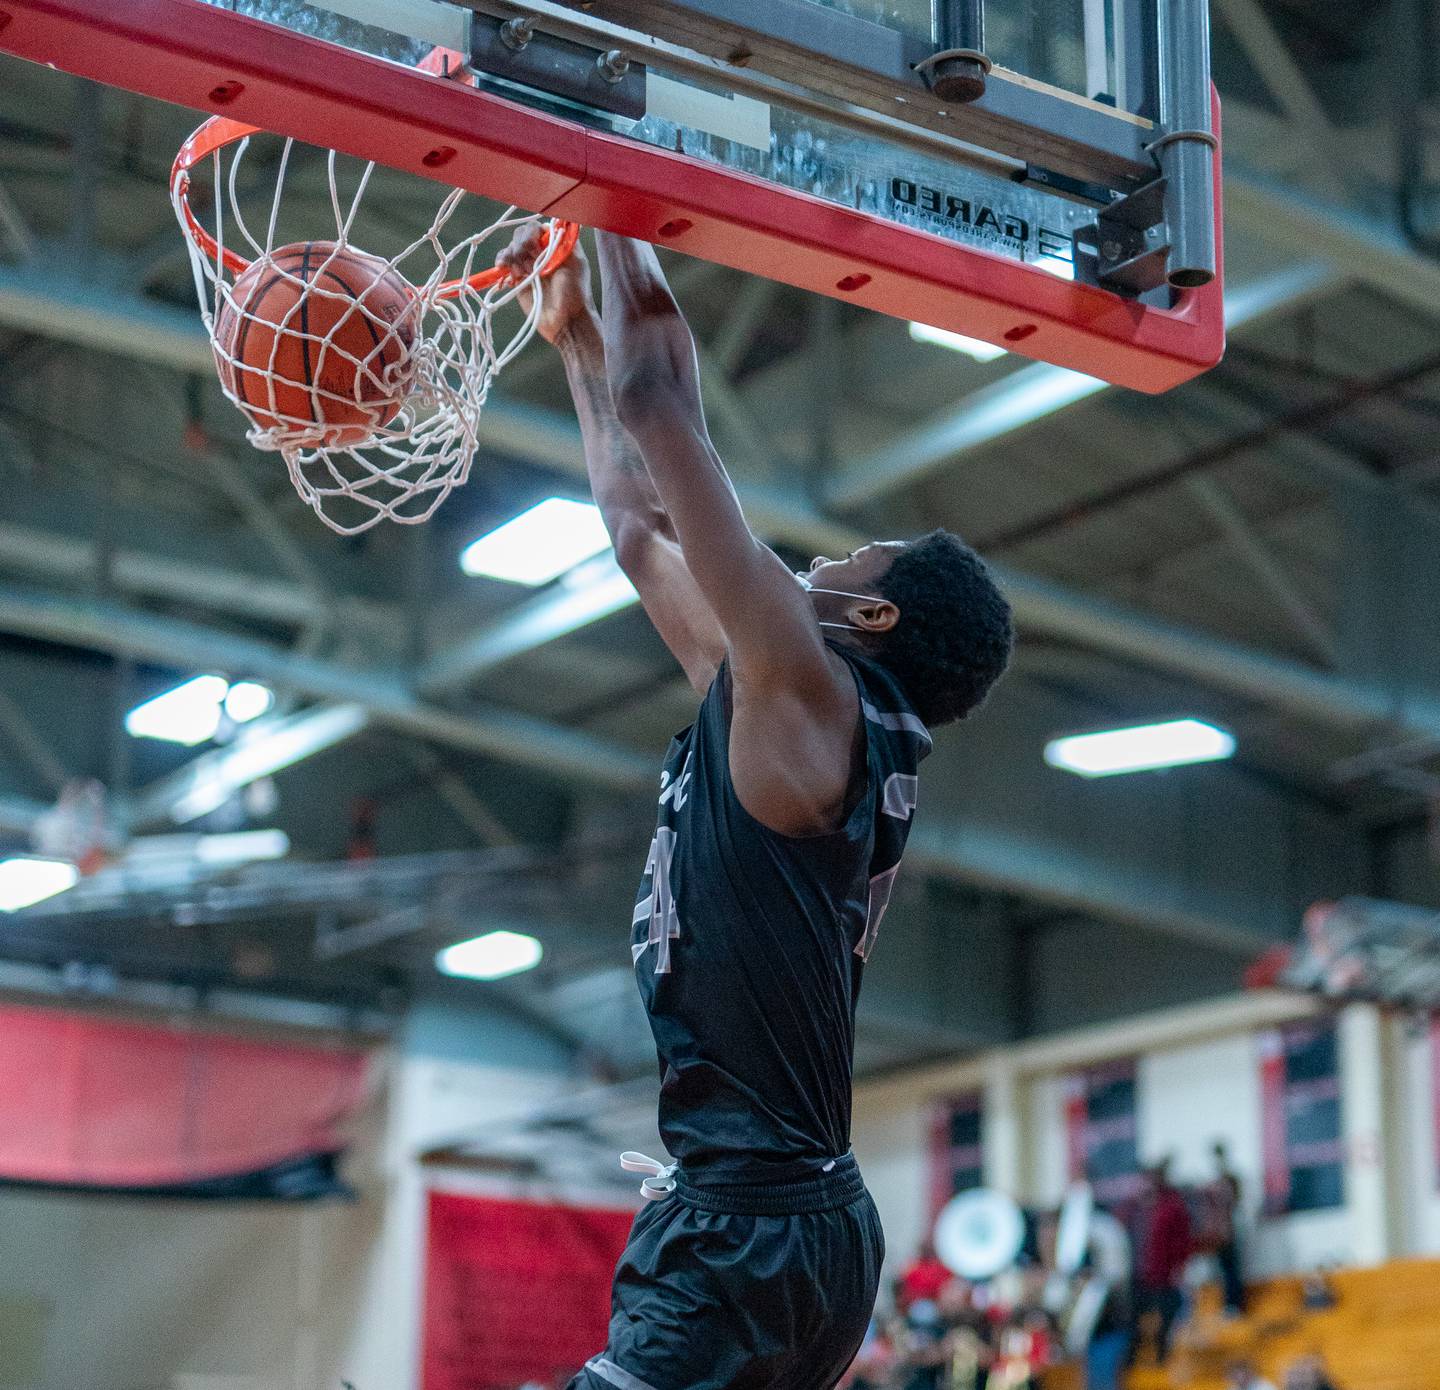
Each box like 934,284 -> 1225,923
0,1003 -> 371,1187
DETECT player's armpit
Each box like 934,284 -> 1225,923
728,666 -> 865,837
612,521 -> 725,694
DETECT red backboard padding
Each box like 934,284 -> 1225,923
0,1003 -> 370,1187
0,0 -> 1225,392
423,1189 -> 635,1390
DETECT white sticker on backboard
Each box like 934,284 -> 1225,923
310,0 -> 471,53
646,73 -> 772,152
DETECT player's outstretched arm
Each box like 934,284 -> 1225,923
593,231 -> 860,835
500,230 -> 724,693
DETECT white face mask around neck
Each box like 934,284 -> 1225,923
796,574 -> 885,632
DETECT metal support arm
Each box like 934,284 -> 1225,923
1154,0 -> 1218,287
925,0 -> 988,104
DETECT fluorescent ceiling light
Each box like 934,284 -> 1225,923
125,675 -> 230,746
125,829 -> 291,868
908,321 -> 1008,362
224,681 -> 275,723
126,677 -> 275,747
461,498 -> 613,585
0,857 -> 79,911
1045,719 -> 1236,778
436,929 -> 543,981
194,828 -> 289,866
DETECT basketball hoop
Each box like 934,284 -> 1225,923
171,86 -> 578,535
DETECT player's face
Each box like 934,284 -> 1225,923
797,540 -> 907,595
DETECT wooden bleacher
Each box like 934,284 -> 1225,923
1125,1261 -> 1440,1390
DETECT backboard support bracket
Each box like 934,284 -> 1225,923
470,12 -> 647,119
1076,175 -> 1172,297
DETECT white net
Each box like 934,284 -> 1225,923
173,128 -> 570,535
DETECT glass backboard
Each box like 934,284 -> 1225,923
811,0 -> 1149,117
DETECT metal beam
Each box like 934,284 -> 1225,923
202,449 -> 336,637
823,263 -> 1335,510
1183,474 -> 1338,665
710,276 -> 781,376
0,519 -> 389,634
0,684 -> 70,796
0,587 -> 1348,946
0,179 -> 36,261
698,349 -> 787,478
903,823 -> 1262,958
997,562 -> 1440,740
1225,166 -> 1440,321
0,257 -> 214,372
403,743 -> 519,847
418,555 -> 636,695
980,348 -> 1440,553
0,583 -> 654,793
0,793 -> 45,837
1213,0 -> 1348,197
420,419 -> 1440,753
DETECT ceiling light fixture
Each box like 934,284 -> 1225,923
126,676 -> 275,747
461,498 -> 613,586
125,675 -> 230,746
0,857 -> 79,912
1045,719 -> 1236,778
436,929 -> 544,981
908,321 -> 1008,362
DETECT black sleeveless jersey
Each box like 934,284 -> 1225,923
630,643 -> 931,1176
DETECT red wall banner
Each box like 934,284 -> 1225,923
1063,1060 -> 1141,1205
1258,1020 -> 1345,1215
0,1003 -> 369,1189
928,1091 -> 984,1221
422,1190 -> 634,1390
1258,1029 -> 1290,1215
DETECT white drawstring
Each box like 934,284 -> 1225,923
621,1151 -> 679,1202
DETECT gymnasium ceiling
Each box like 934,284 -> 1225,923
0,0 -> 1437,1082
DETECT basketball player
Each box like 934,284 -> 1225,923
499,228 -> 1014,1390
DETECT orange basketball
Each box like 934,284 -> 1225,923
215,241 -> 419,447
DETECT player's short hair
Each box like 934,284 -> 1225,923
870,529 -> 1013,726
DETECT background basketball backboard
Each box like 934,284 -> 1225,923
0,0 -> 1223,388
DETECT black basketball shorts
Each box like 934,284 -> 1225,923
567,1153 -> 884,1390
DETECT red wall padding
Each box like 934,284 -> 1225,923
0,1003 -> 370,1187
422,1190 -> 635,1390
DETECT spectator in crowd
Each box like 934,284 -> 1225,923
1207,1140 -> 1245,1314
900,1240 -> 955,1310
1284,1353 -> 1340,1390
844,1318 -> 899,1390
938,1279 -> 990,1390
1226,1360 -> 1278,1390
1135,1157 -> 1192,1361
899,1298 -> 952,1390
1301,1268 -> 1338,1310
1077,1267 -> 1130,1390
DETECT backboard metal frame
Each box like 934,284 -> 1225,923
0,0 -> 1224,391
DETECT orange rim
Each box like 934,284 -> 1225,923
171,114 -> 579,298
